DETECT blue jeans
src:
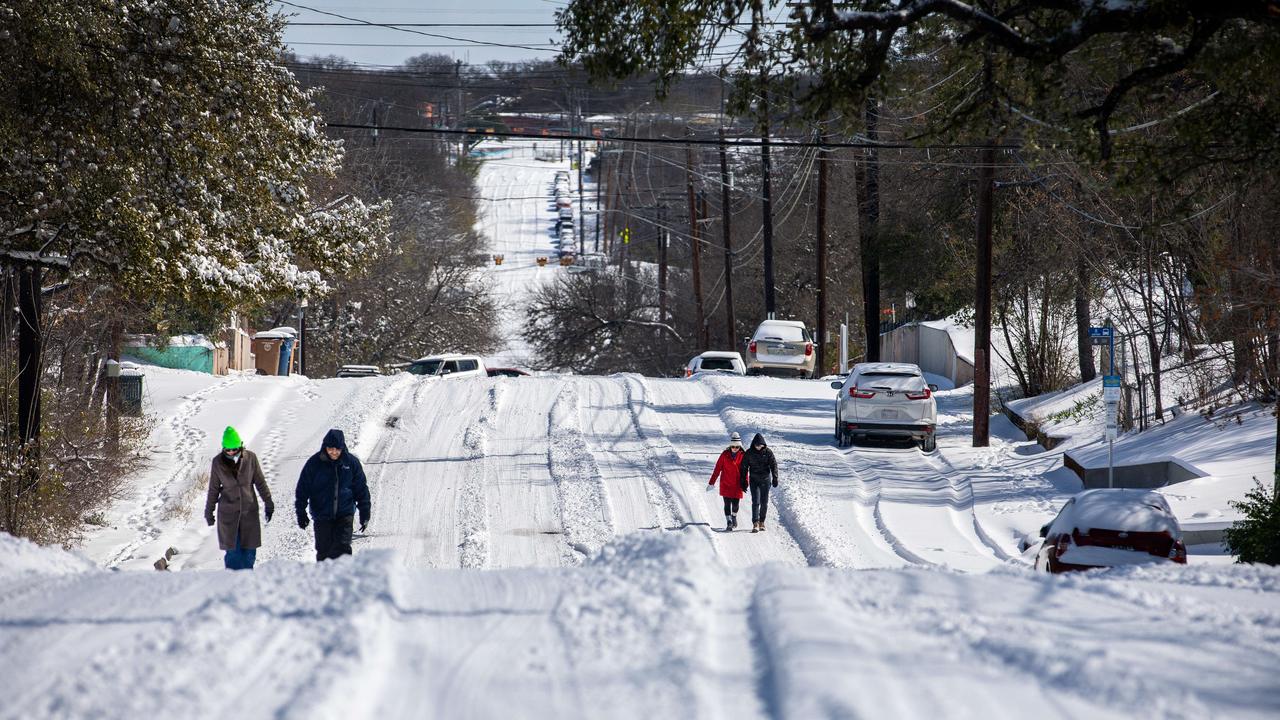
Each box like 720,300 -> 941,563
224,529 -> 257,570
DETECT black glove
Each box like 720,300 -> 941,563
297,512 -> 309,530
264,502 -> 274,522
359,513 -> 369,533
772,480 -> 778,488
205,512 -> 215,527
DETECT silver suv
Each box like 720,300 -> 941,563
745,320 -> 816,378
833,362 -> 938,451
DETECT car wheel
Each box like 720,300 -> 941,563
921,434 -> 937,453
835,415 -> 844,446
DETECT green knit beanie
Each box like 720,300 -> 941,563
221,426 -> 243,450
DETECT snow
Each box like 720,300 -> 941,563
1057,489 -> 1180,536
6,128 -> 1278,719
3,532 -> 1279,719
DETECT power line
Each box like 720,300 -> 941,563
275,1 -> 561,53
323,122 -> 1022,150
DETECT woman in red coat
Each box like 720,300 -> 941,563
707,432 -> 747,531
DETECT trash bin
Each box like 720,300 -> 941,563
119,374 -> 144,417
278,336 -> 295,376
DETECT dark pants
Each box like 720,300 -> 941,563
722,497 -> 740,515
313,514 -> 354,562
750,482 -> 771,522
224,529 -> 256,571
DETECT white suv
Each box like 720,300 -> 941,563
745,320 -> 816,378
685,351 -> 746,377
833,362 -> 938,451
407,354 -> 487,379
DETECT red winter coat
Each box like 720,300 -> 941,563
708,447 -> 747,498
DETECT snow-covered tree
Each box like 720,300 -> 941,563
0,0 -> 387,304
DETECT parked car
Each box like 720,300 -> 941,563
406,354 -> 487,379
744,320 -> 816,378
487,367 -> 531,378
685,351 -> 746,377
1023,489 -> 1187,572
335,364 -> 381,378
832,362 -> 938,451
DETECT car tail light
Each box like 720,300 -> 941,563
685,369 -> 692,378
849,386 -> 875,399
1054,534 -> 1071,557
905,387 -> 932,400
804,342 -> 813,356
748,341 -> 757,354
1169,539 -> 1187,564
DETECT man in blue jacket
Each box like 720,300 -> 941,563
295,428 -> 371,561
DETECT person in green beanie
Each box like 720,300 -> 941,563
204,426 -> 273,570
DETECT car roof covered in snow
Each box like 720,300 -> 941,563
852,362 -> 922,376
411,353 -> 479,362
698,351 -> 743,360
755,319 -> 806,329
1056,489 -> 1180,537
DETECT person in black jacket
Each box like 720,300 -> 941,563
738,433 -> 779,533
295,428 -> 371,561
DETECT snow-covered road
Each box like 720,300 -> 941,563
8,136 -> 1277,719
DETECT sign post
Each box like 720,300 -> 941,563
1103,374 -> 1122,488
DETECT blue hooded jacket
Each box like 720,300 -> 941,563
295,429 -> 371,523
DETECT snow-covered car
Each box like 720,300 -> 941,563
832,362 -> 938,451
685,351 -> 746,377
406,354 -> 487,379
487,367 -> 531,378
335,364 -> 380,378
744,320 -> 815,378
1029,489 -> 1187,573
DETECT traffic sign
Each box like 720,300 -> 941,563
1088,326 -> 1114,337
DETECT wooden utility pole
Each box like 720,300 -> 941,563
718,128 -> 736,346
16,263 -> 41,447
760,105 -> 777,318
973,142 -> 996,448
698,192 -> 711,348
816,135 -> 829,374
686,145 -> 706,349
860,96 -> 881,362
657,205 -> 668,324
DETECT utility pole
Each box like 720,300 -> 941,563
760,91 -> 777,318
973,142 -> 995,448
595,139 -> 603,253
455,59 -> 464,162
657,205 -> 668,324
698,192 -> 711,349
816,133 -> 829,375
718,128 -> 736,347
860,95 -> 881,362
577,94 -> 586,258
686,145 -> 706,349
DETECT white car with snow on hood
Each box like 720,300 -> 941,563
833,362 -> 938,451
406,354 -> 487,379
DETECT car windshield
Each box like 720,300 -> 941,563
755,325 -> 806,342
408,360 -> 442,375
700,358 -> 735,371
856,372 -> 923,391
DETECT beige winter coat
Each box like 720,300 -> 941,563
204,450 -> 273,550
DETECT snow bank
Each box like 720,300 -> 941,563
0,532 -> 97,578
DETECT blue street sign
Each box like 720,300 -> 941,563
1102,375 -> 1122,388
1088,326 -> 1114,338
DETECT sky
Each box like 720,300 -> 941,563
274,0 -> 568,69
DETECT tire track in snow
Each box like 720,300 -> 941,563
457,383 -> 506,568
695,377 -> 896,569
844,445 -> 1004,571
547,380 -> 614,563
106,374 -> 244,568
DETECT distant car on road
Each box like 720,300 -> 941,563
685,351 -> 746,377
335,364 -> 381,378
1024,489 -> 1187,573
407,354 -> 487,379
833,362 -> 938,451
487,367 -> 531,378
745,319 -> 816,378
